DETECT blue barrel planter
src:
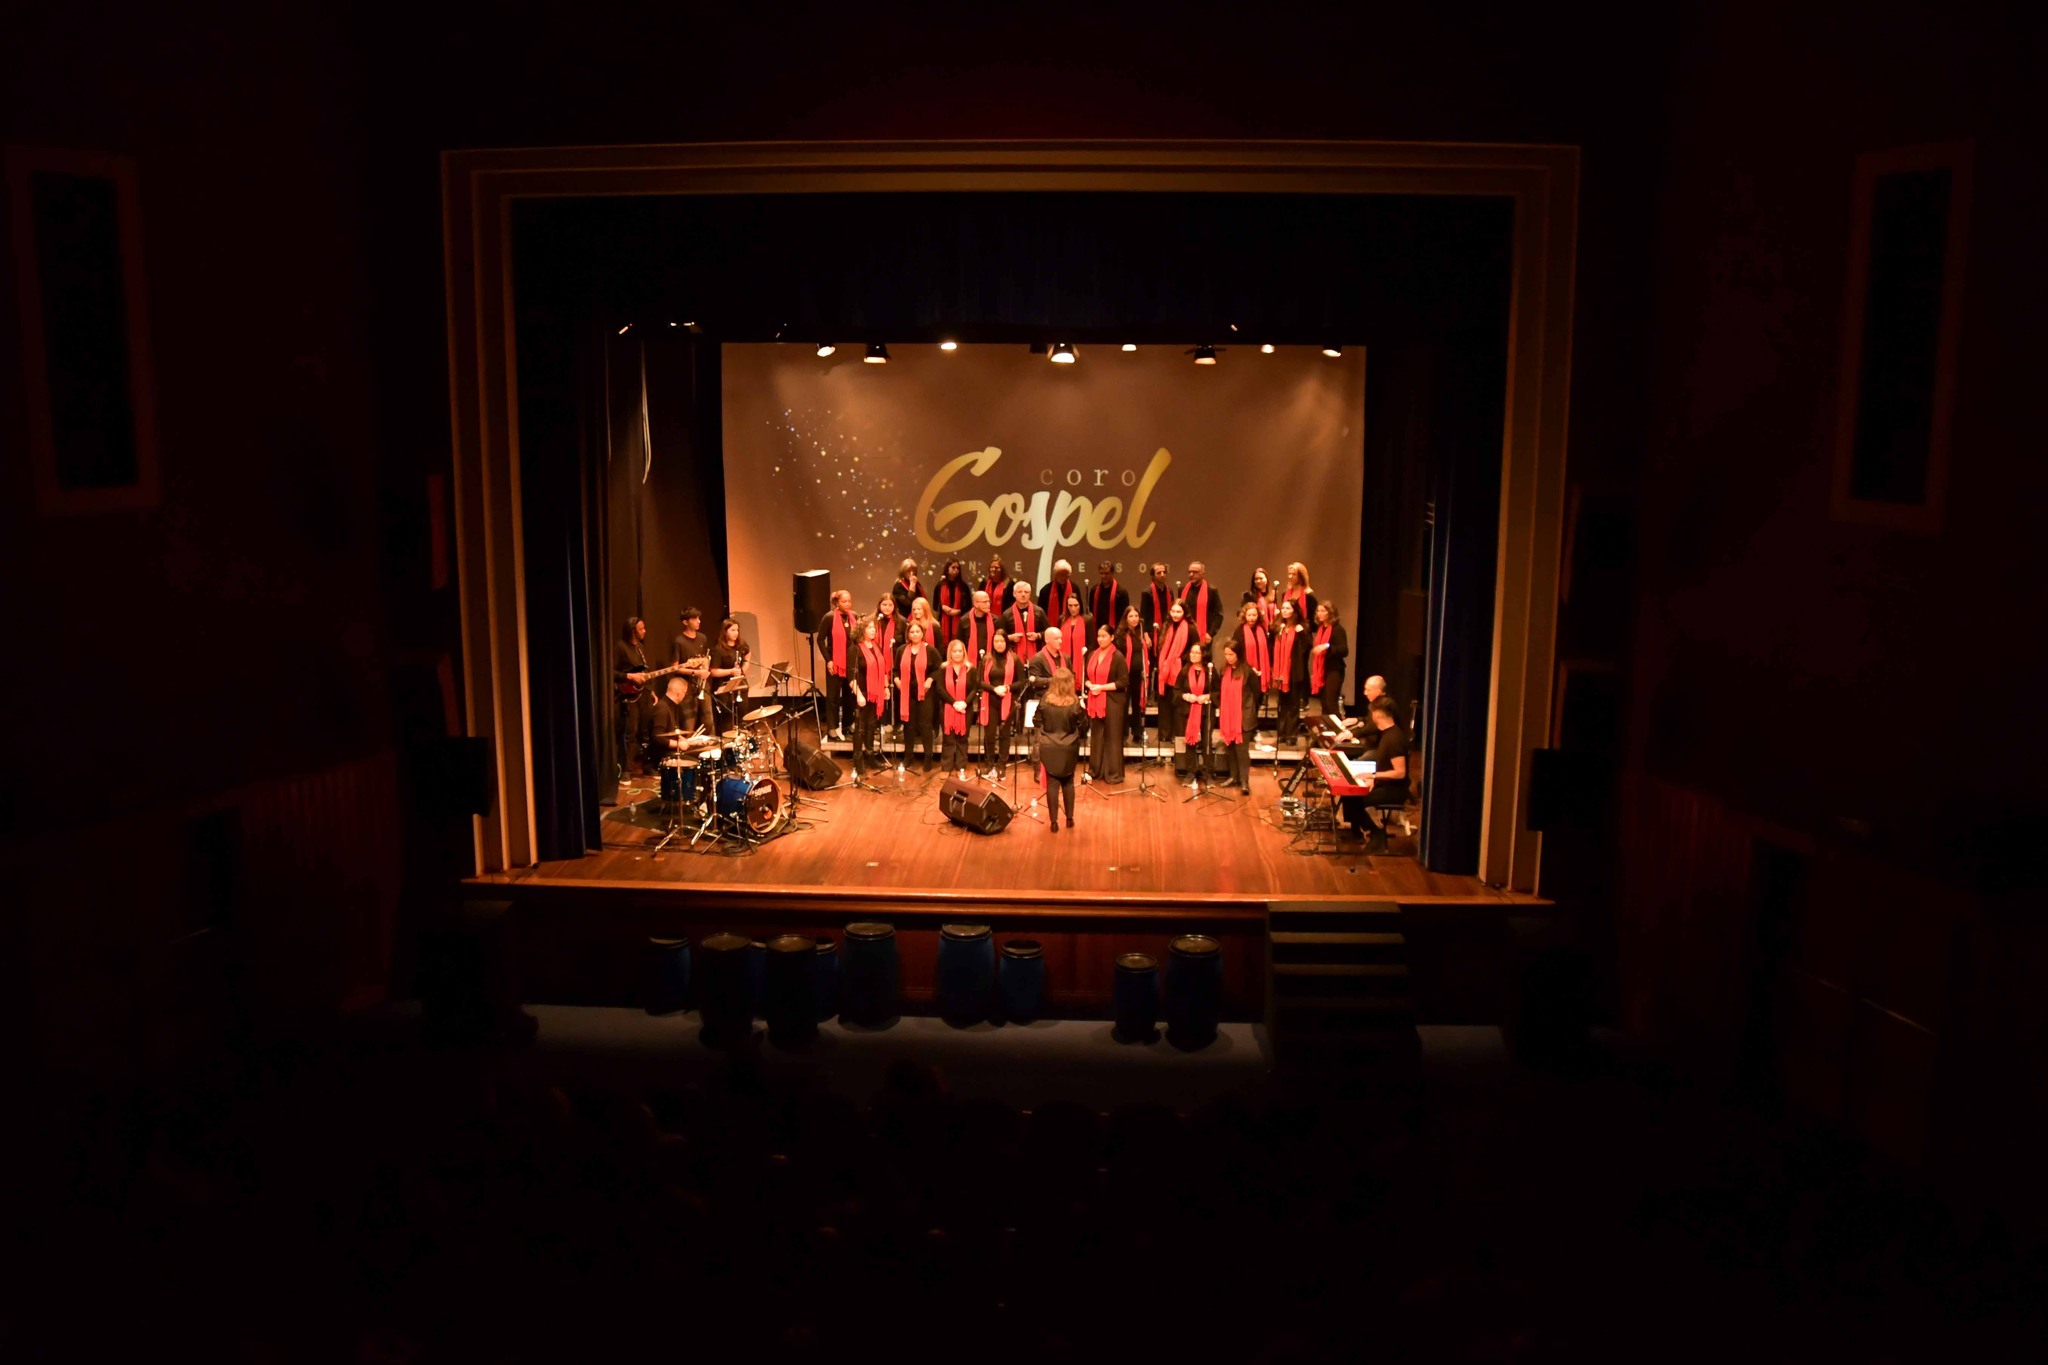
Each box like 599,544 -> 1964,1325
936,924 -> 995,1025
746,940 -> 768,1017
697,932 -> 753,1046
764,934 -> 819,1045
813,936 -> 841,1022
841,922 -> 900,1026
647,936 -> 691,1016
1166,934 -> 1224,1049
1113,952 -> 1160,1043
999,939 -> 1046,1023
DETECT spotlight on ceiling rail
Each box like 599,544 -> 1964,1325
864,342 -> 889,364
1321,344 -> 1344,358
1049,343 -> 1076,364
1189,344 -> 1219,365
939,339 -> 958,351
1121,343 -> 1137,352
815,343 -> 836,357
1260,343 -> 1276,354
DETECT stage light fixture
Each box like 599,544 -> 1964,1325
864,342 -> 889,364
815,343 -> 836,357
1049,343 -> 1076,364
1121,343 -> 1137,352
1321,344 -> 1344,358
1191,344 -> 1218,365
618,323 -> 632,335
939,339 -> 959,351
1260,343 -> 1276,354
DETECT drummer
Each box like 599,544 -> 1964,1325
650,674 -> 702,749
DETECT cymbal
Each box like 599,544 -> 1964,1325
652,729 -> 689,739
742,703 -> 784,724
719,730 -> 744,742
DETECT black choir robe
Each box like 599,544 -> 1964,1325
1137,579 -> 1176,637
933,575 -> 973,642
1089,578 -> 1131,640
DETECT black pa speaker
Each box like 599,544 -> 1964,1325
794,569 -> 833,634
787,739 -> 842,791
939,778 -> 1013,835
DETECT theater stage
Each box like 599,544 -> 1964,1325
524,762 -> 1505,904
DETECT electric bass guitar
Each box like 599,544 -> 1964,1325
617,656 -> 709,700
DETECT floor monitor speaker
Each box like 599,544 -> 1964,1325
939,777 -> 1013,835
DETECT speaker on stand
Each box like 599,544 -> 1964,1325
793,568 -> 833,749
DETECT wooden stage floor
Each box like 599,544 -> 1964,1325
505,761 -> 1518,906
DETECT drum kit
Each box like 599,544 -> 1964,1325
646,684 -> 795,852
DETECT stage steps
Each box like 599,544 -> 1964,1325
1264,899 -> 1419,1070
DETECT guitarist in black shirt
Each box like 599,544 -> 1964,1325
614,617 -> 653,777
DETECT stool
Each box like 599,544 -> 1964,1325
697,932 -> 754,1046
646,936 -> 691,1016
1000,939 -> 1046,1023
1113,952 -> 1159,1043
763,933 -> 819,1044
1165,934 -> 1223,1049
936,923 -> 994,1025
841,921 -> 900,1026
813,936 -> 841,1022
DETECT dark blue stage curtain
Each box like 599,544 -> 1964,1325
1419,334 -> 1508,876
517,298 -> 608,859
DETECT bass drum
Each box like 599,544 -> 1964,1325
716,774 -> 785,837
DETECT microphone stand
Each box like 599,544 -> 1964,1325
766,664 -> 829,816
1112,642 -> 1166,802
1183,681 -> 1224,807
1008,672 -> 1046,824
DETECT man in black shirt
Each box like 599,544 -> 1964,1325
670,607 -> 716,734
1351,694 -> 1411,853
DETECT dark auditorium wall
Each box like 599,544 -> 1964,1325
1614,0 -> 2048,1216
4,1 -> 406,1085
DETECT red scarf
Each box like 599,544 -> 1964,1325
978,651 -> 1017,726
986,567 -> 1008,602
1009,603 -> 1038,662
1040,647 -> 1066,683
1146,582 -> 1169,631
938,579 -> 968,636
1086,647 -> 1113,719
829,610 -> 851,676
1255,594 -> 1276,630
1046,578 -> 1078,623
875,616 -> 898,657
1181,580 -> 1212,642
1156,620 -> 1189,688
861,642 -> 889,715
1311,623 -> 1333,693
1183,664 -> 1208,746
1091,579 -> 1119,631
965,611 -> 992,663
1241,622 -> 1271,686
943,663 -> 971,735
1286,588 -> 1311,625
1274,625 -> 1298,691
1220,668 -> 1246,744
898,644 -> 929,721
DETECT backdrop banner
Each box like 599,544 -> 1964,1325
721,343 -> 1365,672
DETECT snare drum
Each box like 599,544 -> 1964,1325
658,757 -> 700,807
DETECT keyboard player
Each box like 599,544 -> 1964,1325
1344,695 -> 1411,851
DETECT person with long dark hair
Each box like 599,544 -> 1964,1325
934,558 -> 971,645
1243,567 -> 1277,631
895,619 -> 941,773
1311,601 -> 1349,720
850,617 -> 891,776
972,628 -> 1022,780
1216,640 -> 1258,791
709,617 -> 751,735
1272,598 -> 1310,748
1083,623 -> 1129,784
939,638 -> 974,778
1113,605 -> 1149,753
615,616 -> 654,777
1154,599 -> 1193,773
1035,668 -> 1084,833
1226,599 -> 1273,744
1178,642 -> 1213,781
979,553 -> 1010,605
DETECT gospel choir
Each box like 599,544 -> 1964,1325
618,557 -> 1412,849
